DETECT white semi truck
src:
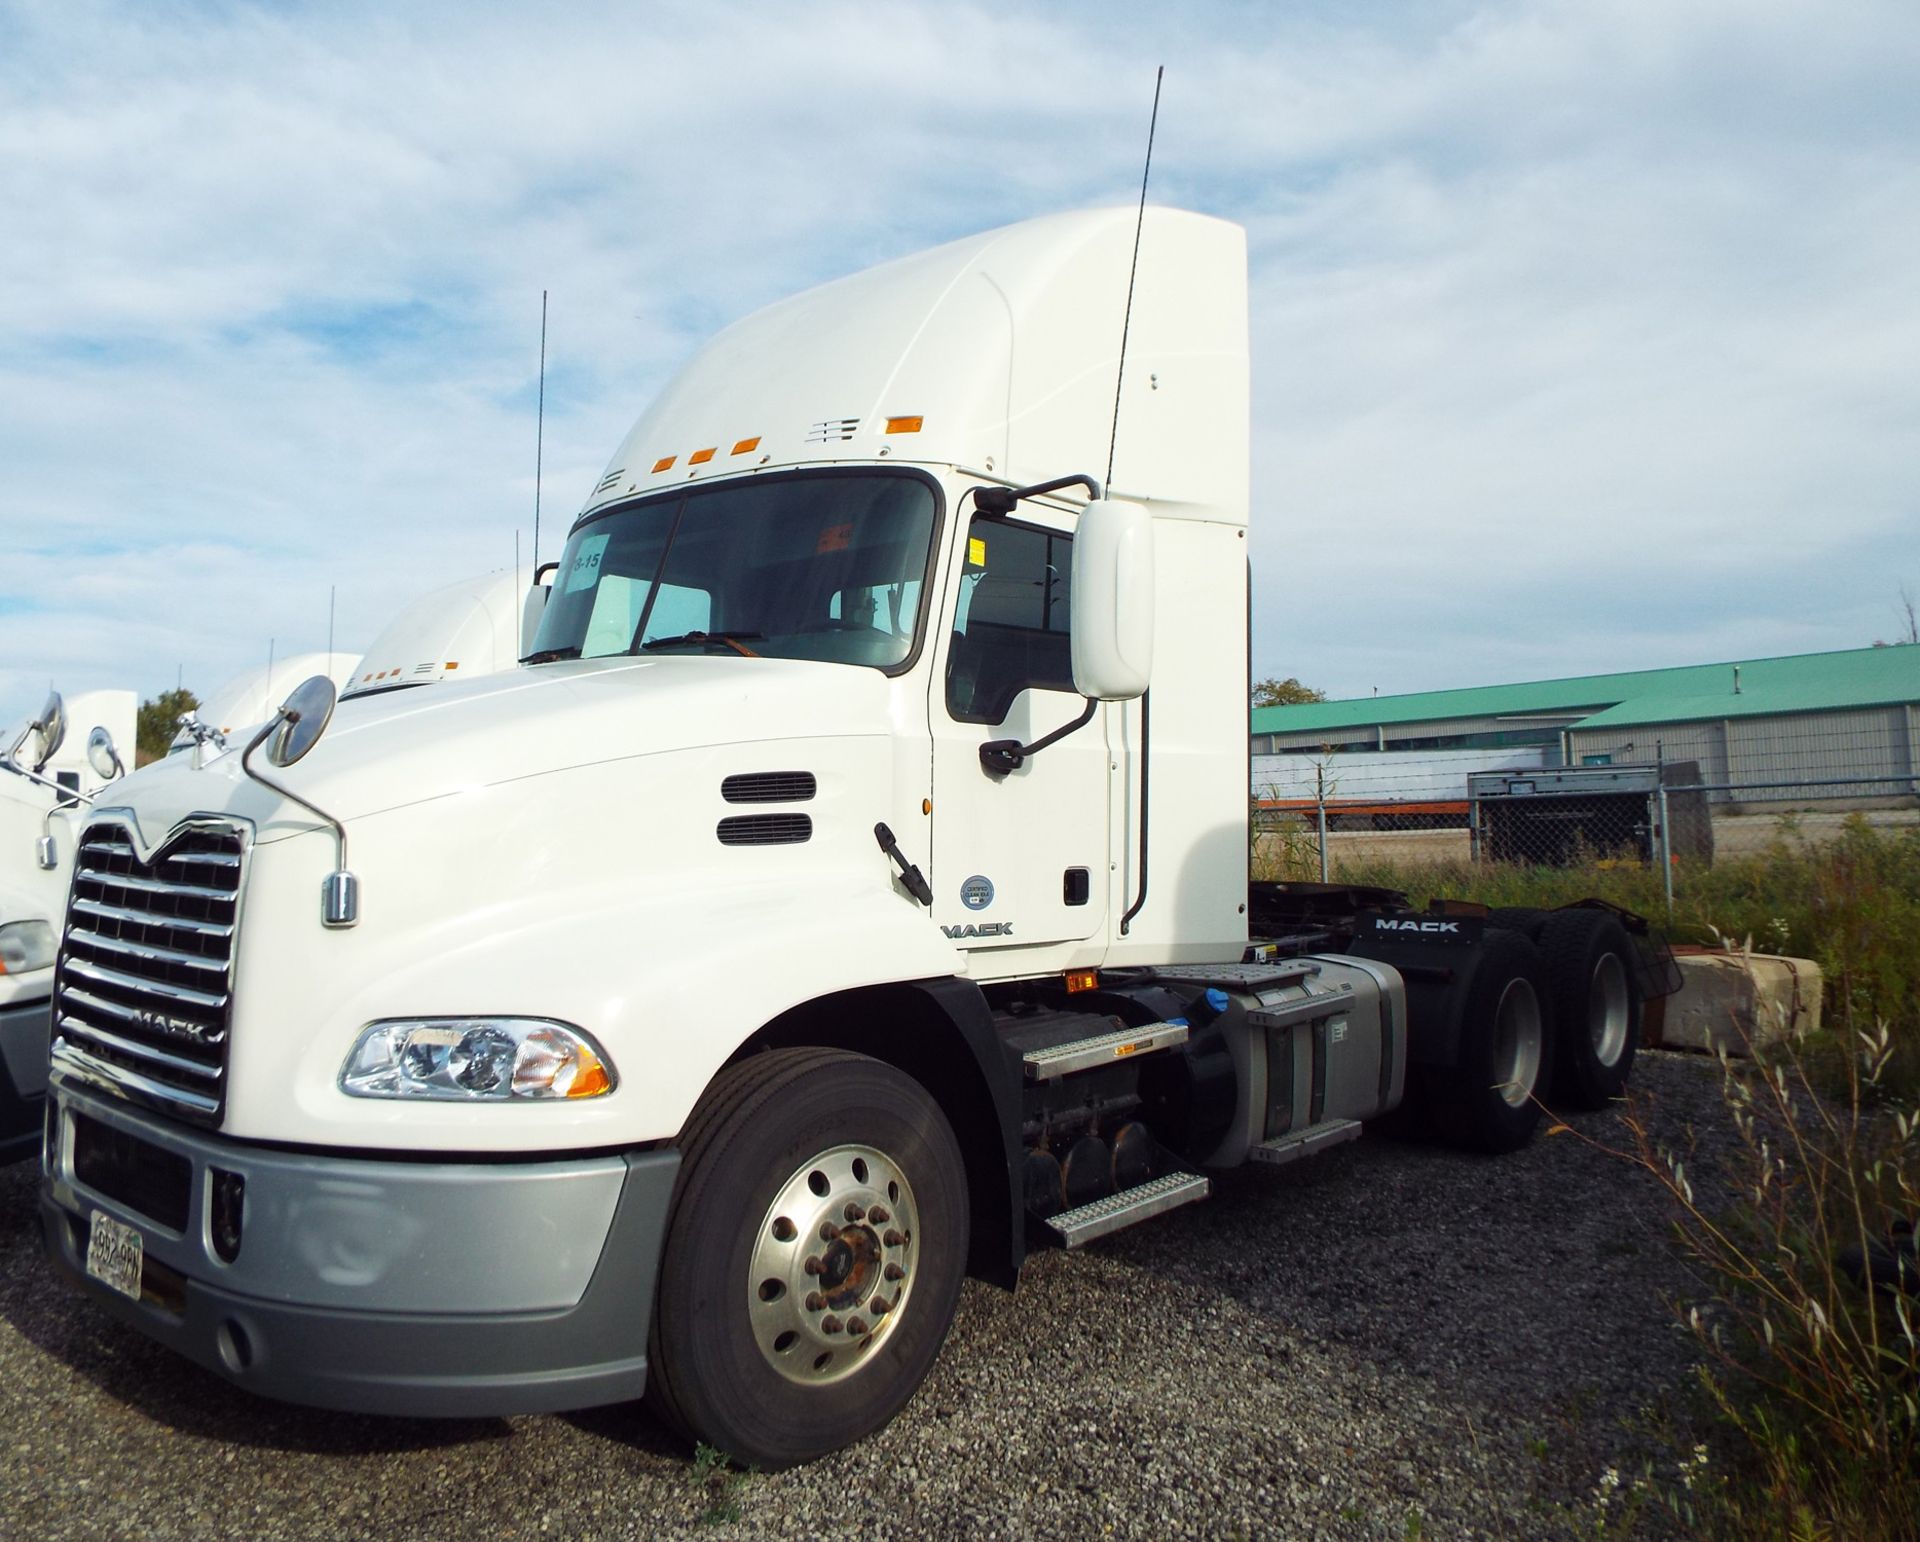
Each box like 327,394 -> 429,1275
39,209 -> 1658,1469
1,690 -> 134,1158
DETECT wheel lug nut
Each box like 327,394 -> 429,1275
804,1256 -> 825,1276
884,1263 -> 906,1281
843,1201 -> 865,1222
883,1229 -> 905,1247
847,1316 -> 869,1336
819,1223 -> 838,1242
822,1315 -> 843,1335
871,1296 -> 891,1316
867,1204 -> 890,1224
806,1292 -> 825,1312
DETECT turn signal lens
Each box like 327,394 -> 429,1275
1064,969 -> 1099,994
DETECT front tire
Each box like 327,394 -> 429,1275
646,1048 -> 968,1470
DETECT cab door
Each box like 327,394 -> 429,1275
927,503 -> 1109,959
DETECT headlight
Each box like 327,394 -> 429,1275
0,921 -> 55,975
340,1018 -> 615,1101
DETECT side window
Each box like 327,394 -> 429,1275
945,515 -> 1073,724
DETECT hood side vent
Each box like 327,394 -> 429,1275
722,772 -> 817,804
718,814 -> 812,847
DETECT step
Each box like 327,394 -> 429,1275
1044,1171 -> 1211,1248
1021,1021 -> 1189,1080
1248,1118 -> 1364,1168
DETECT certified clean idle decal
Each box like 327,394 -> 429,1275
960,875 -> 995,910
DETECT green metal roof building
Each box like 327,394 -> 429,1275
1250,645 -> 1920,802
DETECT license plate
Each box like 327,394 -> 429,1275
85,1210 -> 144,1302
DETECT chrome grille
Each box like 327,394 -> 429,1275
53,819 -> 247,1126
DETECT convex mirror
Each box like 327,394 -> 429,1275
86,726 -> 125,782
30,691 -> 66,774
1069,499 -> 1154,701
267,676 -> 338,768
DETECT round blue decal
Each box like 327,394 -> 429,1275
960,875 -> 994,911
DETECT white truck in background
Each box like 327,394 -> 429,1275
40,208 -> 1662,1469
1,690 -> 134,1157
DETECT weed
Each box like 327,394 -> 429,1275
1555,986 -> 1920,1538
691,1442 -> 749,1526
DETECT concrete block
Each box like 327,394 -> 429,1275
1655,952 -> 1823,1055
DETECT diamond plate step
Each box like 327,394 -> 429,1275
1021,1021 -> 1189,1080
1248,1118 -> 1364,1168
1043,1171 -> 1211,1248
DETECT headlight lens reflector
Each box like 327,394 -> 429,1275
0,920 -> 55,975
341,1018 -> 614,1101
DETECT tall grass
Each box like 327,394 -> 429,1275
1258,814 -> 1920,1095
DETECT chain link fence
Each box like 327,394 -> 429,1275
1253,715 -> 1920,916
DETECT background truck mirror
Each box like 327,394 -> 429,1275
1069,499 -> 1154,701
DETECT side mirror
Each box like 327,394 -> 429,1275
30,692 -> 66,775
1070,499 -> 1154,701
87,725 -> 126,782
266,676 -> 338,768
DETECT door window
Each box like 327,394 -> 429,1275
945,515 -> 1074,725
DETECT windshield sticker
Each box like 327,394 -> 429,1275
562,533 -> 611,593
960,875 -> 994,911
816,522 -> 852,554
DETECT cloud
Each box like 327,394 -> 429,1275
1,0 -> 1916,723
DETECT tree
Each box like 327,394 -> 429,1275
135,688 -> 200,767
1252,676 -> 1327,708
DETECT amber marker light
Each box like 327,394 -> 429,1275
652,455 -> 676,473
884,415 -> 924,434
444,661 -> 459,671
567,1047 -> 613,1098
731,436 -> 761,455
689,447 -> 716,464
1064,969 -> 1100,994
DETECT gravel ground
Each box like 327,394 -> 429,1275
0,1053 -> 1731,1541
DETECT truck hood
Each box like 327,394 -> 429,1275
93,656 -> 894,850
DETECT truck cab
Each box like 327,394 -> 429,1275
41,209 -> 1637,1469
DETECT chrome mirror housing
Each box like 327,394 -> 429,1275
267,676 -> 338,768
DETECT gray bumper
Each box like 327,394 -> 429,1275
0,995 -> 51,1157
42,1079 -> 680,1417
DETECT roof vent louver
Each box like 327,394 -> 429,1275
805,418 -> 860,444
717,814 -> 812,847
722,772 -> 817,804
594,468 -> 624,495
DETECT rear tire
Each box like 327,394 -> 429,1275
646,1048 -> 968,1470
1431,928 -> 1554,1153
1488,907 -> 1551,941
1539,910 -> 1641,1109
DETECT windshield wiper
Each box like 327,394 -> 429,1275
639,630 -> 764,657
521,645 -> 583,665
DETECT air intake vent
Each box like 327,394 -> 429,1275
593,468 -> 625,495
717,814 -> 812,847
805,418 -> 860,443
53,819 -> 247,1127
721,772 -> 817,804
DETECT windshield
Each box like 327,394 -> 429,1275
528,471 -> 939,671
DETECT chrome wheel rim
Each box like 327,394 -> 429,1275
1491,978 -> 1544,1108
1589,952 -> 1631,1068
749,1143 -> 919,1386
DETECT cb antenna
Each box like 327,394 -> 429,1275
1106,65 -> 1164,489
532,289 -> 548,569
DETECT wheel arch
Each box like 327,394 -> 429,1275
727,977 -> 1024,1289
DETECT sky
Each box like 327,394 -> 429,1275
3,0 -> 1916,728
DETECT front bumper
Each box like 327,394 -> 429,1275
42,1079 -> 680,1417
0,995 -> 51,1159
